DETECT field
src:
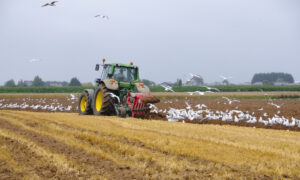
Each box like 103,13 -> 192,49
1,92 -> 300,179
0,110 -> 300,179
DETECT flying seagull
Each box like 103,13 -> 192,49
42,1 -> 58,7
29,59 -> 41,63
161,85 -> 175,92
95,15 -> 109,20
201,86 -> 220,92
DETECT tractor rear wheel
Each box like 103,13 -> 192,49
92,84 -> 116,115
78,91 -> 93,115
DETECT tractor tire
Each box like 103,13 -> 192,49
92,84 -> 116,116
78,91 -> 93,115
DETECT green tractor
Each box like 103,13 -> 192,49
78,58 -> 159,117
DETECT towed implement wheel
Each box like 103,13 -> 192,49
93,84 -> 115,116
78,91 -> 93,115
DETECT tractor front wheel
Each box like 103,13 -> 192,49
92,84 -> 116,115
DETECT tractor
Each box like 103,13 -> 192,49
78,58 -> 160,118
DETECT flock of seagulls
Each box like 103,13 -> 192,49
148,101 -> 300,128
0,94 -> 77,112
41,1 -> 109,20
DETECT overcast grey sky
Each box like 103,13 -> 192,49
0,0 -> 299,85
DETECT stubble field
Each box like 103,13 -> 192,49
0,110 -> 300,179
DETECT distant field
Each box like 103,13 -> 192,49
1,85 -> 300,93
0,110 -> 299,179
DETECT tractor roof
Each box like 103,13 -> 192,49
105,62 -> 138,68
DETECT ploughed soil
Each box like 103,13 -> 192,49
1,93 -> 300,131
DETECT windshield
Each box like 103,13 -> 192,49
101,65 -> 112,80
113,66 -> 137,82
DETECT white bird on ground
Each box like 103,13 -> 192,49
70,94 -> 76,100
95,15 -> 109,19
185,102 -> 191,110
42,1 -> 58,7
65,106 -> 72,111
258,107 -> 263,111
106,92 -> 120,103
161,85 -> 175,92
263,112 -> 268,117
195,104 -> 207,109
246,117 -> 257,124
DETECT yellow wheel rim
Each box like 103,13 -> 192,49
96,91 -> 103,111
80,97 -> 87,112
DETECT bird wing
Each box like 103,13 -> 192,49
41,3 -> 49,7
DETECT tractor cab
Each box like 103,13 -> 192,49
101,63 -> 138,83
96,60 -> 139,83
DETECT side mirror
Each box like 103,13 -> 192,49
95,64 -> 100,71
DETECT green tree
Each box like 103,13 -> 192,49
17,80 -> 25,87
5,79 -> 16,87
32,76 -> 45,86
69,77 -> 82,86
175,79 -> 183,86
252,72 -> 294,84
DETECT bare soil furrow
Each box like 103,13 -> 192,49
0,160 -> 23,180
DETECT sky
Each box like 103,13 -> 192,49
0,0 -> 299,85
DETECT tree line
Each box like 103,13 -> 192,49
3,76 -> 88,87
251,73 -> 294,85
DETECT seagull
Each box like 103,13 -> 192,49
188,91 -> 205,96
222,97 -> 240,105
258,107 -> 263,111
161,85 -> 175,92
95,15 -> 109,19
220,75 -> 232,80
201,86 -> 220,92
70,94 -> 76,100
268,102 -> 283,109
42,1 -> 58,7
106,92 -> 120,103
29,59 -> 41,63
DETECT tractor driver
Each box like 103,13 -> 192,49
115,68 -> 126,82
